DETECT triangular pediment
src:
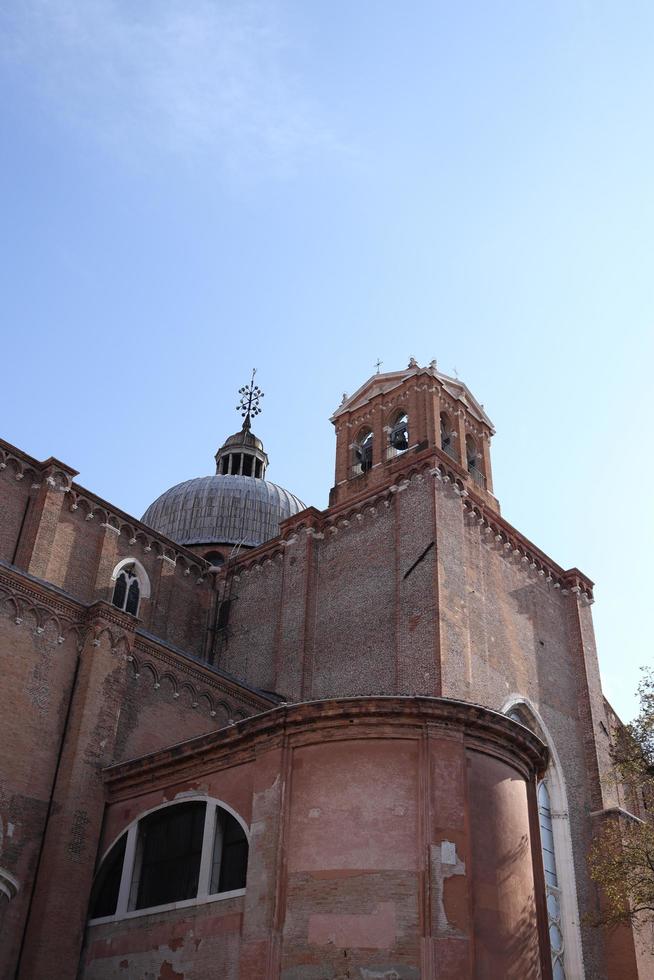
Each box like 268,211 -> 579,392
331,369 -> 418,420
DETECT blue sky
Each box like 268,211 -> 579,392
1,1 -> 652,720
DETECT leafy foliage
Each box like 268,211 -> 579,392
588,670 -> 654,930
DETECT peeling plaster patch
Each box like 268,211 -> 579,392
308,807 -> 321,819
308,902 -> 396,949
256,770 -> 281,796
432,841 -> 466,934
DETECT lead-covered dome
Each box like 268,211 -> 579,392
142,475 -> 305,549
142,374 -> 305,551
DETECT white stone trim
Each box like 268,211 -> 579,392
110,557 -> 151,599
502,695 -> 586,980
88,795 -> 249,926
0,867 -> 19,902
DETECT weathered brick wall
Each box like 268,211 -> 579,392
81,754 -> 257,980
45,505 -> 105,600
81,899 -> 244,980
0,611 -> 78,979
0,462 -> 32,561
310,500 -> 397,698
0,440 -> 215,659
0,563 -> 271,980
219,469 -> 615,977
80,699 -> 549,980
218,552 -> 283,691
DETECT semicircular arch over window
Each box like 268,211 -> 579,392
110,558 -> 151,617
88,797 -> 249,923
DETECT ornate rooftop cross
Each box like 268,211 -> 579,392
236,369 -> 264,430
374,358 -> 383,374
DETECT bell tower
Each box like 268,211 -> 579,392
329,358 -> 497,509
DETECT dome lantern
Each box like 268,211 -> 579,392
214,369 -> 269,478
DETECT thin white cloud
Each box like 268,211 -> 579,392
0,0 -> 345,175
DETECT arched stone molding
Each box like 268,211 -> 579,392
0,586 -> 77,640
0,866 -> 19,903
502,694 -> 586,980
122,655 -> 247,723
89,795 -> 250,925
110,558 -> 151,599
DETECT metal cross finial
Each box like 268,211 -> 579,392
374,358 -> 383,374
236,368 -> 264,430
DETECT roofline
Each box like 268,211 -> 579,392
331,365 -> 494,431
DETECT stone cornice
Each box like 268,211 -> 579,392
0,563 -> 273,718
216,448 -> 593,599
67,483 -> 209,577
331,365 -> 495,432
102,696 -> 548,801
132,634 -> 275,714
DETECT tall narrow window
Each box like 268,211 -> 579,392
539,782 -> 566,979
507,707 -> 568,980
111,572 -> 127,611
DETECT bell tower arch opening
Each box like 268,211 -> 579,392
351,427 -> 374,477
387,410 -> 409,458
330,359 -> 496,508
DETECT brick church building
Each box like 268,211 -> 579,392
0,361 -> 651,979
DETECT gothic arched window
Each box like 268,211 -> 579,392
112,565 -> 140,616
538,782 -> 566,979
88,799 -> 249,922
110,560 -> 150,618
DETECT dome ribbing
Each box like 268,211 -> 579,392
142,475 -> 305,549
